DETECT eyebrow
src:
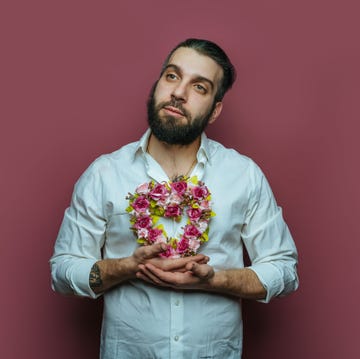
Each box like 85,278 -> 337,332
164,64 -> 215,91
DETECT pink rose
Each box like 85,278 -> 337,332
191,186 -> 209,200
148,228 -> 163,243
198,200 -> 210,210
176,238 -> 189,254
132,196 -> 150,213
134,215 -> 152,229
167,193 -> 183,205
187,207 -> 202,221
159,245 -> 179,258
184,224 -> 201,239
171,181 -> 187,195
188,238 -> 201,252
165,205 -> 181,218
156,198 -> 168,208
149,183 -> 169,201
135,182 -> 150,195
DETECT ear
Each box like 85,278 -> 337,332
208,102 -> 223,124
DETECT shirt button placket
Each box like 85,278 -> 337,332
170,292 -> 184,359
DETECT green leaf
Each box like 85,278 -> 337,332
189,175 -> 199,184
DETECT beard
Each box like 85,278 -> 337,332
147,82 -> 216,145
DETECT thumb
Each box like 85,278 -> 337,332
188,262 -> 214,280
142,243 -> 168,259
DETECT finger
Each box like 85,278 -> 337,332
187,263 -> 214,280
136,271 -> 170,287
145,243 -> 168,258
197,256 -> 210,265
138,264 -> 170,286
144,263 -> 183,284
190,254 -> 209,263
144,263 -> 205,288
149,257 -> 192,271
154,254 -> 208,271
136,271 -> 155,284
136,243 -> 168,260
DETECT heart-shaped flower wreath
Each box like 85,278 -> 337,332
126,176 -> 215,258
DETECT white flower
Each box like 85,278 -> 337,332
137,228 -> 149,238
197,220 -> 209,233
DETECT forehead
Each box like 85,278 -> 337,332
167,47 -> 223,86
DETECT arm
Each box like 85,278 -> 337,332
50,162 -> 108,298
137,261 -> 267,300
89,244 -> 209,294
241,168 -> 299,303
203,267 -> 266,299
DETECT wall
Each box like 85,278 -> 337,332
1,1 -> 359,358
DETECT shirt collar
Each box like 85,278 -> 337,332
133,128 -> 212,165
197,132 -> 211,165
133,128 -> 152,160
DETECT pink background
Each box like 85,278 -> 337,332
1,0 -> 359,358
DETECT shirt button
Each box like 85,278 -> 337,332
174,335 -> 179,341
175,300 -> 180,306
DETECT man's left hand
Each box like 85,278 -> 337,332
136,261 -> 214,290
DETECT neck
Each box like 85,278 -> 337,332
147,133 -> 200,180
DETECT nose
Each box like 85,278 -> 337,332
171,82 -> 188,102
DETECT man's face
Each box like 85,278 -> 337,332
147,47 -> 223,145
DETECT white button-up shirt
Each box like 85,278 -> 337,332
50,129 -> 298,359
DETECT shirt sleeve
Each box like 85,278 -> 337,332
49,160 -> 107,299
241,164 -> 299,303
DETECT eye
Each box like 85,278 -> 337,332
166,73 -> 178,81
194,84 -> 207,94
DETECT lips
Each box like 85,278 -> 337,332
163,105 -> 185,116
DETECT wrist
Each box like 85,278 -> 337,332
99,257 -> 139,283
202,270 -> 229,293
124,256 -> 140,279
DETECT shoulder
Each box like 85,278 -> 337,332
206,138 -> 263,177
74,139 -> 139,187
87,140 -> 138,171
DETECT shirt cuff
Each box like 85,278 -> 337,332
66,259 -> 103,299
248,262 -> 284,303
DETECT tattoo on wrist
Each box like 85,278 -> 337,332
89,263 -> 103,289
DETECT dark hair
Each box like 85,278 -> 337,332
161,38 -> 236,101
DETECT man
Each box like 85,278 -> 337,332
50,38 -> 299,358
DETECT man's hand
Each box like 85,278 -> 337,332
131,243 -> 210,273
136,260 -> 215,290
136,258 -> 267,300
90,243 -> 210,294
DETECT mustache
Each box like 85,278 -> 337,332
160,99 -> 189,118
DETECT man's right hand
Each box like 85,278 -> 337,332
131,243 -> 210,274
